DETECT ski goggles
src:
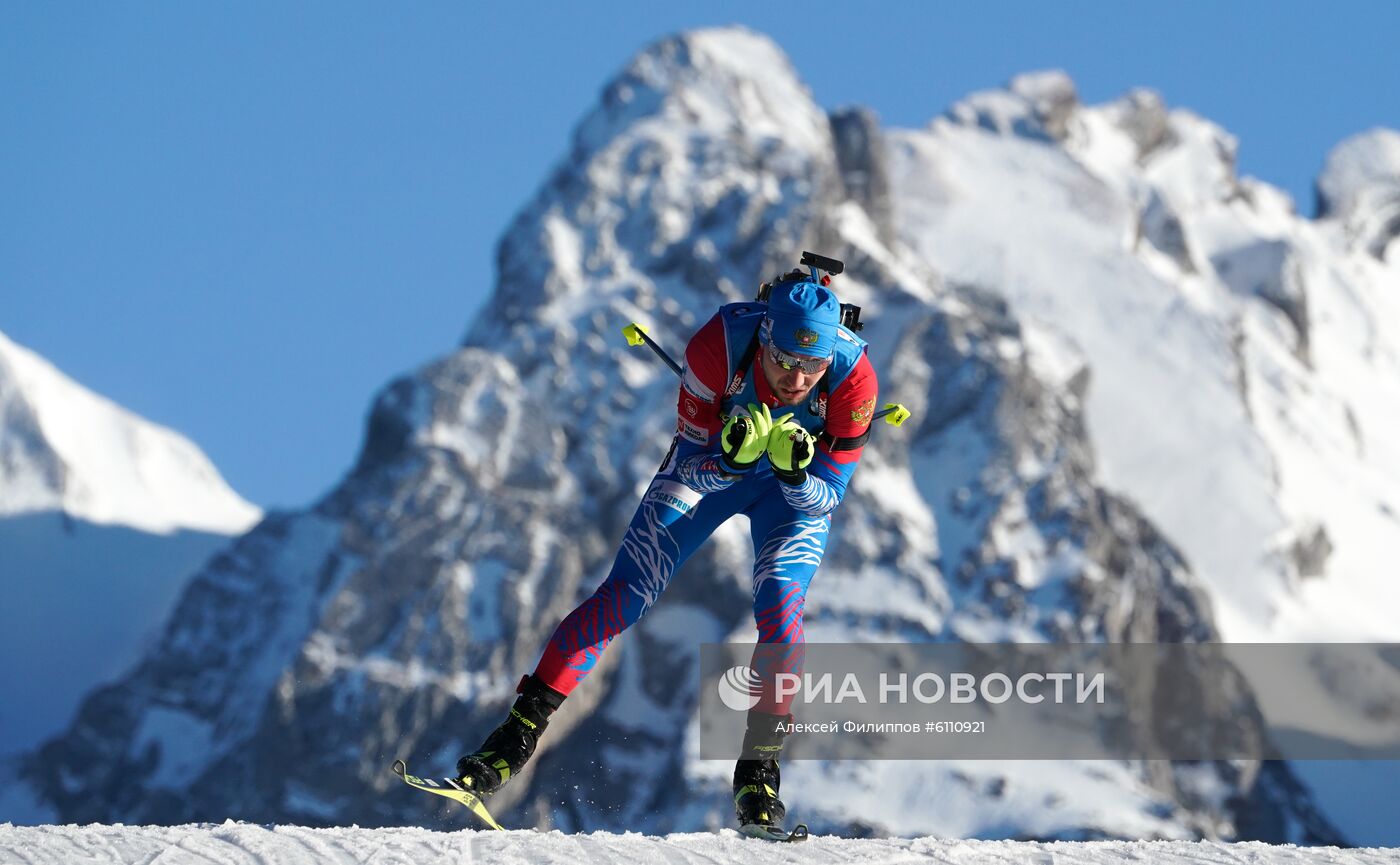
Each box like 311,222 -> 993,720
764,342 -> 832,375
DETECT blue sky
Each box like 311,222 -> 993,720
3,2 -> 1396,510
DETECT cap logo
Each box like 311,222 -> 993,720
795,327 -> 819,348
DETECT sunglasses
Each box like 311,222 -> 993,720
765,342 -> 831,375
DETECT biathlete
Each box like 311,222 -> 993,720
455,258 -> 879,831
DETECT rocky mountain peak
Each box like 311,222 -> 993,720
1316,128 -> 1400,258
475,27 -> 842,358
941,69 -> 1079,142
577,27 -> 828,157
829,105 -> 895,246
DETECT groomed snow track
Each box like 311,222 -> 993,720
1,824 -> 1395,864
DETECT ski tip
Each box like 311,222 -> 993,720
391,759 -> 408,777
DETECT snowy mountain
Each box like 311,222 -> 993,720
14,27 -> 1399,845
890,75 -> 1400,644
0,330 -> 261,756
0,330 -> 261,534
887,76 -> 1400,844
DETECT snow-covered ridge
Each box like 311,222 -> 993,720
0,824 -> 1395,865
892,71 -> 1400,643
0,329 -> 261,535
891,78 -> 1400,843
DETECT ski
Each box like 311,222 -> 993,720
391,759 -> 504,830
739,822 -> 809,843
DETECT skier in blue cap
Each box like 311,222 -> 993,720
455,267 -> 879,833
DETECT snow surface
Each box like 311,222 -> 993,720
0,329 -> 261,535
0,823 -> 1395,865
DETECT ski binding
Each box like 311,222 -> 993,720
391,759 -> 504,830
739,822 -> 809,843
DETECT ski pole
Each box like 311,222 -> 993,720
622,322 -> 913,428
876,403 -> 911,426
622,322 -> 684,377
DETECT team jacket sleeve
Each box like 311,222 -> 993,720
671,313 -> 741,494
776,351 -> 878,516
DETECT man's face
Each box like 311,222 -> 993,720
760,342 -> 831,406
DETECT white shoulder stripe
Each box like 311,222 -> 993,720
683,365 -> 717,402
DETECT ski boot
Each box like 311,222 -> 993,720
455,674 -> 566,795
732,709 -> 790,828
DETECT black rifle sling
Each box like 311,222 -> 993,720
816,371 -> 871,452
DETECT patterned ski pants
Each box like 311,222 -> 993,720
533,447 -> 829,715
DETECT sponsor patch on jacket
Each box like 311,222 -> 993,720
644,479 -> 703,518
851,397 -> 876,426
680,419 -> 708,444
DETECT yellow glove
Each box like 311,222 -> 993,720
767,417 -> 815,482
721,403 -> 791,472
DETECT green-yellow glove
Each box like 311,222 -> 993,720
721,403 -> 791,472
767,417 -> 815,483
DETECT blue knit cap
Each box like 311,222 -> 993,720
762,280 -> 842,358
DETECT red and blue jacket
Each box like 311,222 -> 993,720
671,301 -> 878,516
